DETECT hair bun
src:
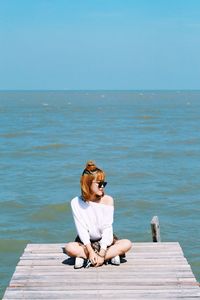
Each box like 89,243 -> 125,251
85,160 -> 97,172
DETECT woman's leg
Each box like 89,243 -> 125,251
105,239 -> 132,260
65,242 -> 89,259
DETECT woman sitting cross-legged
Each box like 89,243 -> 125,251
65,161 -> 132,268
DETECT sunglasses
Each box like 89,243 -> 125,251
94,181 -> 107,188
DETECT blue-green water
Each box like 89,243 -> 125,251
0,90 -> 200,297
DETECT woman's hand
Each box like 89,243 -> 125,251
95,255 -> 104,267
95,248 -> 106,267
85,244 -> 106,267
88,250 -> 98,266
85,244 -> 98,265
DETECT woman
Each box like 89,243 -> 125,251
65,161 -> 132,268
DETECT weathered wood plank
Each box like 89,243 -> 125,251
15,265 -> 193,273
3,288 -> 200,300
17,259 -> 189,267
24,242 -> 182,251
6,285 -> 200,291
13,269 -> 195,277
11,279 -> 196,286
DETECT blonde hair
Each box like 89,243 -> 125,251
80,161 -> 105,201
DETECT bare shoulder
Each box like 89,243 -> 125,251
101,195 -> 114,206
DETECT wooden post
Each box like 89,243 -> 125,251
151,216 -> 161,242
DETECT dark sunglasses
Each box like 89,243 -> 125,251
97,181 -> 107,188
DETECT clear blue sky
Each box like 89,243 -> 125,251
0,0 -> 200,90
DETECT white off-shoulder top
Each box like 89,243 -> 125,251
71,196 -> 114,250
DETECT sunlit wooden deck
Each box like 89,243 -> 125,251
3,242 -> 200,299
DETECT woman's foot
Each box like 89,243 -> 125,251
111,255 -> 120,265
74,257 -> 84,269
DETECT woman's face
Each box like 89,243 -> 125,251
90,176 -> 106,198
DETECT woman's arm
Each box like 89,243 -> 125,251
99,195 -> 114,251
100,226 -> 114,250
71,198 -> 91,245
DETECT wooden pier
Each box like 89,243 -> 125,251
3,242 -> 200,299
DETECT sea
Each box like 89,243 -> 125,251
0,90 -> 200,297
